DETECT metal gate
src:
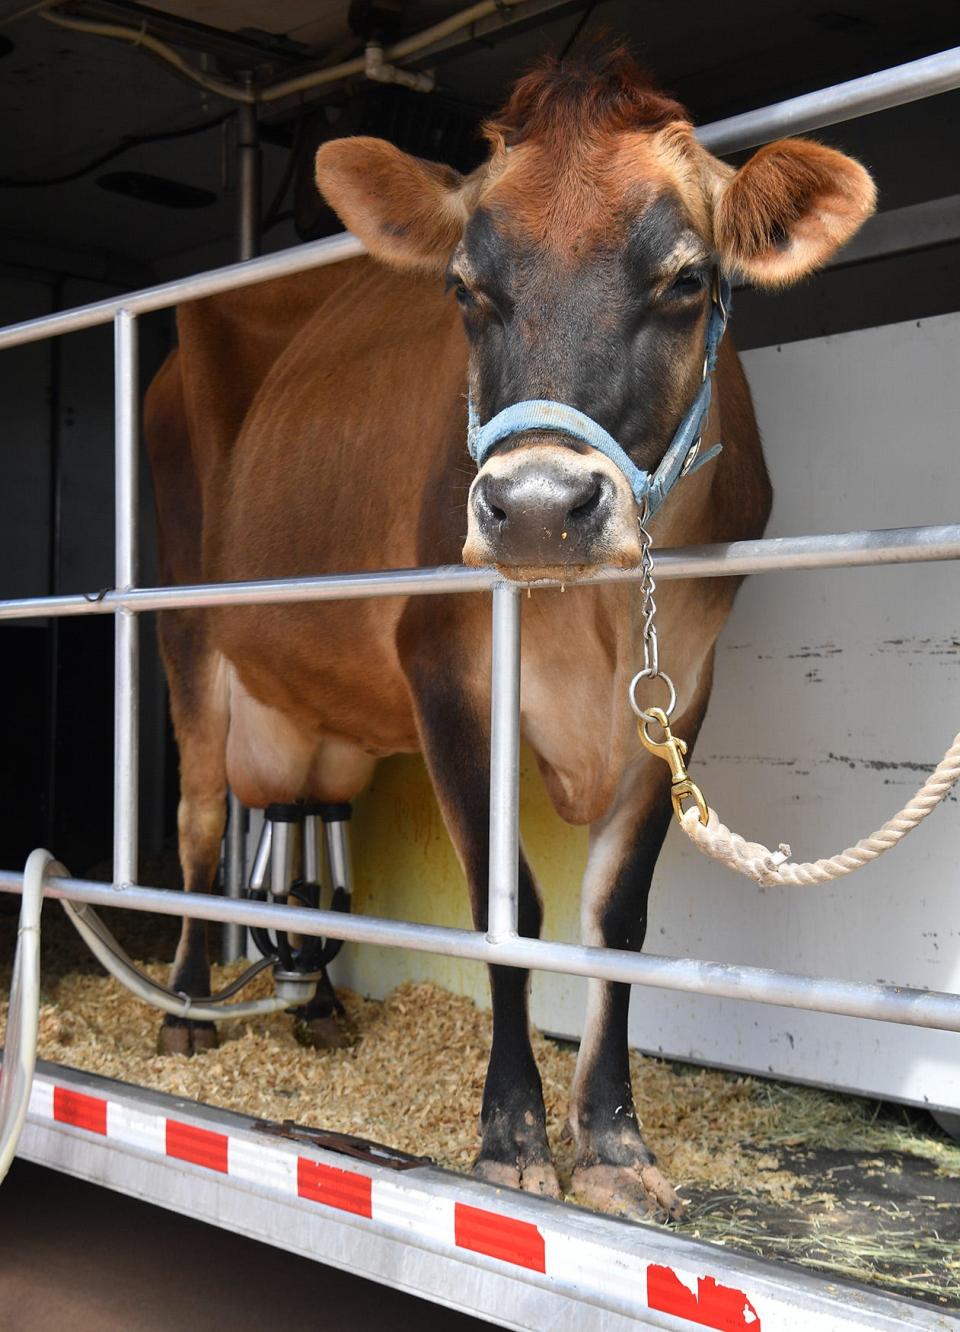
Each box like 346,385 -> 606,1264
2,44 -> 960,1332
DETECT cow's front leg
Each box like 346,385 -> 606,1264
569,675 -> 712,1222
475,925 -> 557,1196
403,635 -> 559,1198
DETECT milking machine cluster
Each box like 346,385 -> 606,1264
245,802 -> 353,1016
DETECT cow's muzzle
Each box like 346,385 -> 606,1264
462,445 -> 642,576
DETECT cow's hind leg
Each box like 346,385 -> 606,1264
568,667 -> 713,1221
403,632 -> 559,1198
157,610 -> 228,1056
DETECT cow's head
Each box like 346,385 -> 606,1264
316,44 -> 875,579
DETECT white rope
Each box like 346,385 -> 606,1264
678,731 -> 960,886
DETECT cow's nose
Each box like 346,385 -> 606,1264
473,468 -> 613,564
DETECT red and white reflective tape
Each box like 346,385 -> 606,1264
28,1076 -> 766,1330
35,1073 -> 933,1331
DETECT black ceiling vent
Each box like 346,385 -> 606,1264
293,84 -> 484,242
349,0 -> 406,43
96,171 -> 217,209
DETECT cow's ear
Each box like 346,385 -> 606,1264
315,137 -> 470,272
712,138 -> 876,288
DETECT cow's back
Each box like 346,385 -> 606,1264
146,255 -> 378,586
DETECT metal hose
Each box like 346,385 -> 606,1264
0,851 -> 317,1188
0,849 -> 58,1183
60,899 -> 310,1021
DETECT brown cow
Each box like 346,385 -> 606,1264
146,45 -> 874,1220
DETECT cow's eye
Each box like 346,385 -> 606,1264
670,268 -> 707,296
447,275 -> 475,307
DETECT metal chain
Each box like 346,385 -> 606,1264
629,504 -> 677,722
638,502 -> 659,676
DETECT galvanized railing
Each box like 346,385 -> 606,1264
2,48 -> 960,1034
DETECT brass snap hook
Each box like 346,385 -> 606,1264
638,706 -> 709,827
671,778 -> 709,827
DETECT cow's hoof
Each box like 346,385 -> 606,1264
157,1018 -> 219,1056
568,1162 -> 682,1223
292,1012 -> 357,1050
473,1155 -> 562,1199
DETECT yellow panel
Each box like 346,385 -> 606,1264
336,747 -> 588,1005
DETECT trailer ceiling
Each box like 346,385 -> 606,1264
0,0 -> 957,275
145,0 -> 466,52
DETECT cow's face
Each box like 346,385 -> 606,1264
316,48 -> 874,580
450,149 -> 720,575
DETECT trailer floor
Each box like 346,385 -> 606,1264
0,1159 -> 485,1332
2,893 -> 959,1310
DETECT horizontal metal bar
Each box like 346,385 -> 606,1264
647,523 -> 960,577
2,871 -> 958,1032
0,232 -> 366,351
0,564 -> 492,620
829,192 -> 960,269
699,45 -> 960,155
0,525 -> 956,623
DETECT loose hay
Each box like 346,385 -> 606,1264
2,955 -> 959,1305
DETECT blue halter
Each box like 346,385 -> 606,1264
467,273 -> 732,520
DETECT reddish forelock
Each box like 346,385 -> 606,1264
484,41 -> 689,149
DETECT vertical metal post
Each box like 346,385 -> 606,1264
236,97 -> 261,265
486,582 -> 521,941
113,310 -> 139,888
222,92 -> 260,960
42,279 -> 64,851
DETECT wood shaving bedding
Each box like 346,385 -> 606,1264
0,961 -> 796,1192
